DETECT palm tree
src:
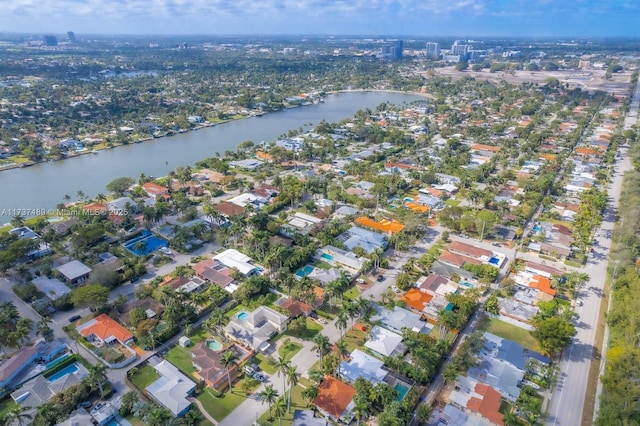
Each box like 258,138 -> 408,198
286,365 -> 300,412
221,350 -> 237,392
88,363 -> 108,399
354,399 -> 369,426
336,311 -> 348,337
205,308 -> 228,339
272,397 -> 286,426
312,334 -> 331,366
15,318 -> 33,345
275,355 -> 291,398
10,215 -> 25,229
181,409 -> 204,426
36,316 -> 53,340
301,386 -> 319,405
258,384 -> 279,416
3,405 -> 33,426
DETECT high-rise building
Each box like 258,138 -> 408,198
43,35 -> 58,46
425,42 -> 440,58
67,31 -> 76,42
380,40 -> 403,60
451,40 -> 470,59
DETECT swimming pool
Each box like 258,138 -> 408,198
394,383 -> 410,401
124,230 -> 168,256
295,265 -> 315,277
320,253 -> 334,261
460,281 -> 475,289
237,311 -> 249,322
47,363 -> 79,382
207,339 -> 223,351
488,257 -> 500,266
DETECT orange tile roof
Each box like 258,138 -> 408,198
466,383 -> 504,426
313,376 -> 356,419
142,182 -> 169,195
422,187 -> 443,197
79,314 -> 133,343
355,217 -> 405,234
402,288 -> 433,312
471,143 -> 501,153
405,202 -> 430,213
448,241 -> 492,259
82,203 -> 107,214
256,151 -> 273,161
529,275 -> 556,296
438,250 -> 481,268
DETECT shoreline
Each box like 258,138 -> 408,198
0,90 -> 426,173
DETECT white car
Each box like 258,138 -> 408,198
160,247 -> 172,255
391,285 -> 400,293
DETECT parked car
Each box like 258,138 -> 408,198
254,373 -> 266,382
492,242 -> 502,247
391,285 -> 400,293
377,275 -> 385,282
68,315 -> 81,323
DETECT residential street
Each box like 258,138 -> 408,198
546,144 -> 636,422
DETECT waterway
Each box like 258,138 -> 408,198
0,91 -> 424,221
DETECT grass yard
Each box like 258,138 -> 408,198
278,340 -> 303,361
283,318 -> 322,340
445,199 -> 461,206
342,327 -> 368,352
257,385 -> 310,426
197,385 -> 249,421
343,286 -> 361,300
479,316 -> 541,352
165,345 -> 197,376
130,364 -> 160,390
0,398 -> 17,418
253,353 -> 278,375
312,260 -> 332,270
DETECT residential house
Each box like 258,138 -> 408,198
228,159 -> 263,170
91,401 -> 118,426
293,410 -> 328,426
402,288 -> 433,314
339,349 -> 387,384
214,201 -> 245,218
142,182 -> 169,199
332,205 -> 359,219
307,267 -> 343,286
313,376 -> 356,424
495,298 -> 539,329
12,371 -> 87,408
8,226 -> 51,258
191,343 -> 252,391
178,276 -> 207,294
55,260 -> 91,285
316,246 -> 366,273
224,306 -> 288,351
213,249 -> 261,277
286,212 -> 323,235
77,314 -> 134,346
107,197 -> 137,214
276,298 -> 314,318
0,347 -> 39,389
369,304 -> 430,334
146,359 -> 196,417
364,326 -> 405,358
449,375 -> 504,426
31,276 -> 70,301
193,258 -> 235,290
120,298 -> 165,325
354,217 -> 405,234
339,226 -> 388,254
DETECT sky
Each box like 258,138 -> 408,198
1,0 -> 639,37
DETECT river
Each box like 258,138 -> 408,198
0,91 -> 424,221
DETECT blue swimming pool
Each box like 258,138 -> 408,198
207,339 -> 223,351
320,253 -> 334,261
124,231 -> 168,256
295,265 -> 315,277
237,311 -> 249,322
394,383 -> 410,401
460,281 -> 475,289
47,363 -> 79,382
488,257 -> 500,265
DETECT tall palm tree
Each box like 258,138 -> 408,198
205,308 -> 228,339
10,215 -> 25,229
36,316 -> 53,340
3,405 -> 33,426
220,350 -> 237,392
272,397 -> 286,426
258,384 -> 279,416
286,365 -> 300,412
95,193 -> 107,203
354,399 -> 369,426
88,363 -> 108,399
312,334 -> 331,366
275,355 -> 291,398
336,312 -> 348,337
15,318 -> 33,345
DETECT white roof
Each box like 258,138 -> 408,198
147,360 -> 195,416
364,325 -> 404,357
55,260 -> 91,280
32,276 -> 70,300
213,248 -> 257,276
340,349 -> 387,384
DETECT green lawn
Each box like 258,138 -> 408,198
342,327 -> 368,352
445,199 -> 461,206
0,398 -> 17,418
197,385 -> 250,421
343,286 -> 361,300
253,353 -> 278,375
479,316 -> 541,352
282,318 -> 322,340
130,364 -> 160,390
165,345 -> 197,376
312,261 -> 332,270
226,304 -> 249,318
278,340 -> 303,361
257,385 -> 310,426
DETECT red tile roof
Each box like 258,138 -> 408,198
280,299 -> 313,317
466,383 -> 504,426
313,376 -> 356,420
79,314 -> 133,343
142,182 -> 169,196
529,275 -> 556,296
448,241 -> 492,259
438,250 -> 481,268
214,202 -> 245,217
402,288 -> 433,312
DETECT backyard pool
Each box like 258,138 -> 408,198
295,265 -> 315,278
206,339 -> 223,351
47,363 -> 79,382
488,257 -> 500,266
460,281 -> 475,289
394,382 -> 410,401
237,311 -> 249,322
123,230 -> 168,256
320,253 -> 334,261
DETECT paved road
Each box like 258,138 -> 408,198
546,146 -> 633,425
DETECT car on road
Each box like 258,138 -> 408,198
376,275 -> 385,282
159,247 -> 172,256
391,285 -> 400,293
492,242 -> 502,247
576,300 -> 583,307
68,315 -> 81,323
253,372 -> 266,382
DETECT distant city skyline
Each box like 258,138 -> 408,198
1,0 -> 639,37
